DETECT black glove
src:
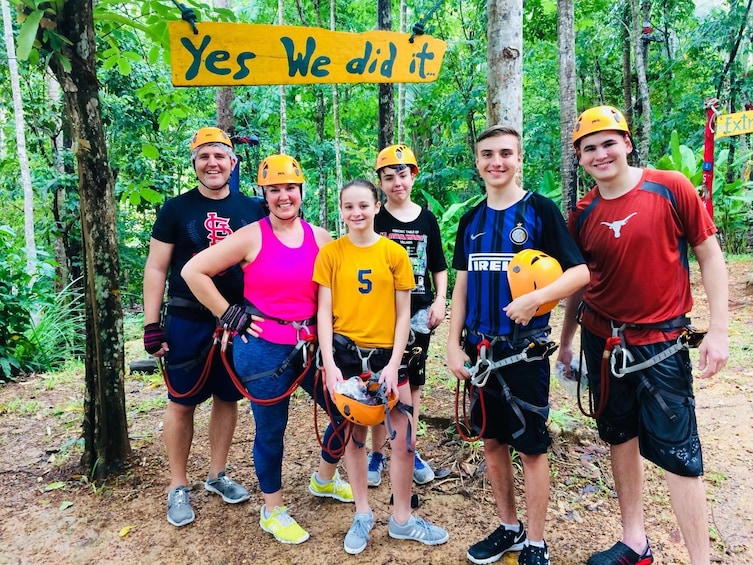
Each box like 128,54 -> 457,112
220,304 -> 253,334
143,322 -> 166,354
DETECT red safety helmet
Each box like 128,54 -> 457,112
508,249 -> 563,315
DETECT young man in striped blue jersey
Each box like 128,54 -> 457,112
447,125 -> 589,565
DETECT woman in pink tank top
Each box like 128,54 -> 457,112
182,154 -> 354,545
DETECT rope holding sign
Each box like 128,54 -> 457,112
172,0 -> 199,34
409,0 -> 446,43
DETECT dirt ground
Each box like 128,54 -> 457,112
0,260 -> 751,565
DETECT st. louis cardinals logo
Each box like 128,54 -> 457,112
204,212 -> 233,245
601,212 -> 637,238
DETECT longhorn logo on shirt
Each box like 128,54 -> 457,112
204,212 -> 233,245
601,212 -> 637,238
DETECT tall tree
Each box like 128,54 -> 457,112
377,0 -> 394,149
557,0 -> 578,211
1,0 -> 36,276
631,0 -> 651,158
215,0 -> 234,135
487,0 -> 522,129
278,0 -> 288,152
40,0 -> 131,475
329,0 -> 343,235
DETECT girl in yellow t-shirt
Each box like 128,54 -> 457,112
314,178 -> 449,555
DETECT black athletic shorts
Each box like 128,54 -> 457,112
582,327 -> 703,477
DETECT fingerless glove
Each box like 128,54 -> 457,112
220,304 -> 252,334
143,322 -> 166,354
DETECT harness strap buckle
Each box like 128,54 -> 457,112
521,339 -> 559,362
682,326 -> 706,349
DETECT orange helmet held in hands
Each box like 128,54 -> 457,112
572,105 -> 630,147
508,249 -> 563,315
333,378 -> 397,426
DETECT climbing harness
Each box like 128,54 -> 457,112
158,297 -> 218,399
218,303 -> 318,406
577,309 -> 706,419
455,328 -> 557,442
316,335 -> 414,452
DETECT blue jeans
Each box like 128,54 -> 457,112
233,336 -> 342,494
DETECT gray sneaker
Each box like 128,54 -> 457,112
388,515 -> 449,545
167,486 -> 195,527
344,511 -> 374,555
367,451 -> 386,487
204,471 -> 250,503
412,452 -> 435,484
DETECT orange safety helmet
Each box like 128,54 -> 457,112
189,127 -> 233,153
508,249 -> 563,315
333,380 -> 398,427
257,154 -> 305,186
572,105 -> 630,147
375,144 -> 419,174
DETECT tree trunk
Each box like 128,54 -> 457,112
316,87 -> 328,228
278,0 -> 288,152
557,0 -> 578,212
47,0 -> 130,476
214,0 -> 233,135
631,0 -> 651,159
377,0 -> 394,149
621,6 -> 633,125
2,0 -> 36,276
486,0 -> 523,130
330,0 -> 344,235
397,0 -> 407,143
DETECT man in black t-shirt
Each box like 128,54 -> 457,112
142,127 -> 266,527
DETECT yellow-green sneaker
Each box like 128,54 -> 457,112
308,470 -> 354,502
259,505 -> 310,544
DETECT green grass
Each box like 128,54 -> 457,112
1,397 -> 43,416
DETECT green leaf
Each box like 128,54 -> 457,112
16,10 -> 45,61
117,58 -> 132,76
44,481 -> 66,491
60,501 -> 73,510
141,144 -> 159,159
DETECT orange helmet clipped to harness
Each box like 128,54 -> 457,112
257,154 -> 304,186
333,378 -> 398,426
572,105 -> 630,147
189,127 -> 234,153
375,144 -> 419,174
508,249 -> 563,315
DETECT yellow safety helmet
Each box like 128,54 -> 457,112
508,249 -> 563,315
375,144 -> 419,174
333,379 -> 397,427
257,154 -> 305,186
572,105 -> 630,147
189,127 -> 233,153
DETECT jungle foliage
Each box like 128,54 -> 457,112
0,0 -> 751,378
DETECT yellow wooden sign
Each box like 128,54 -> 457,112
168,22 -> 446,86
716,110 -> 753,138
